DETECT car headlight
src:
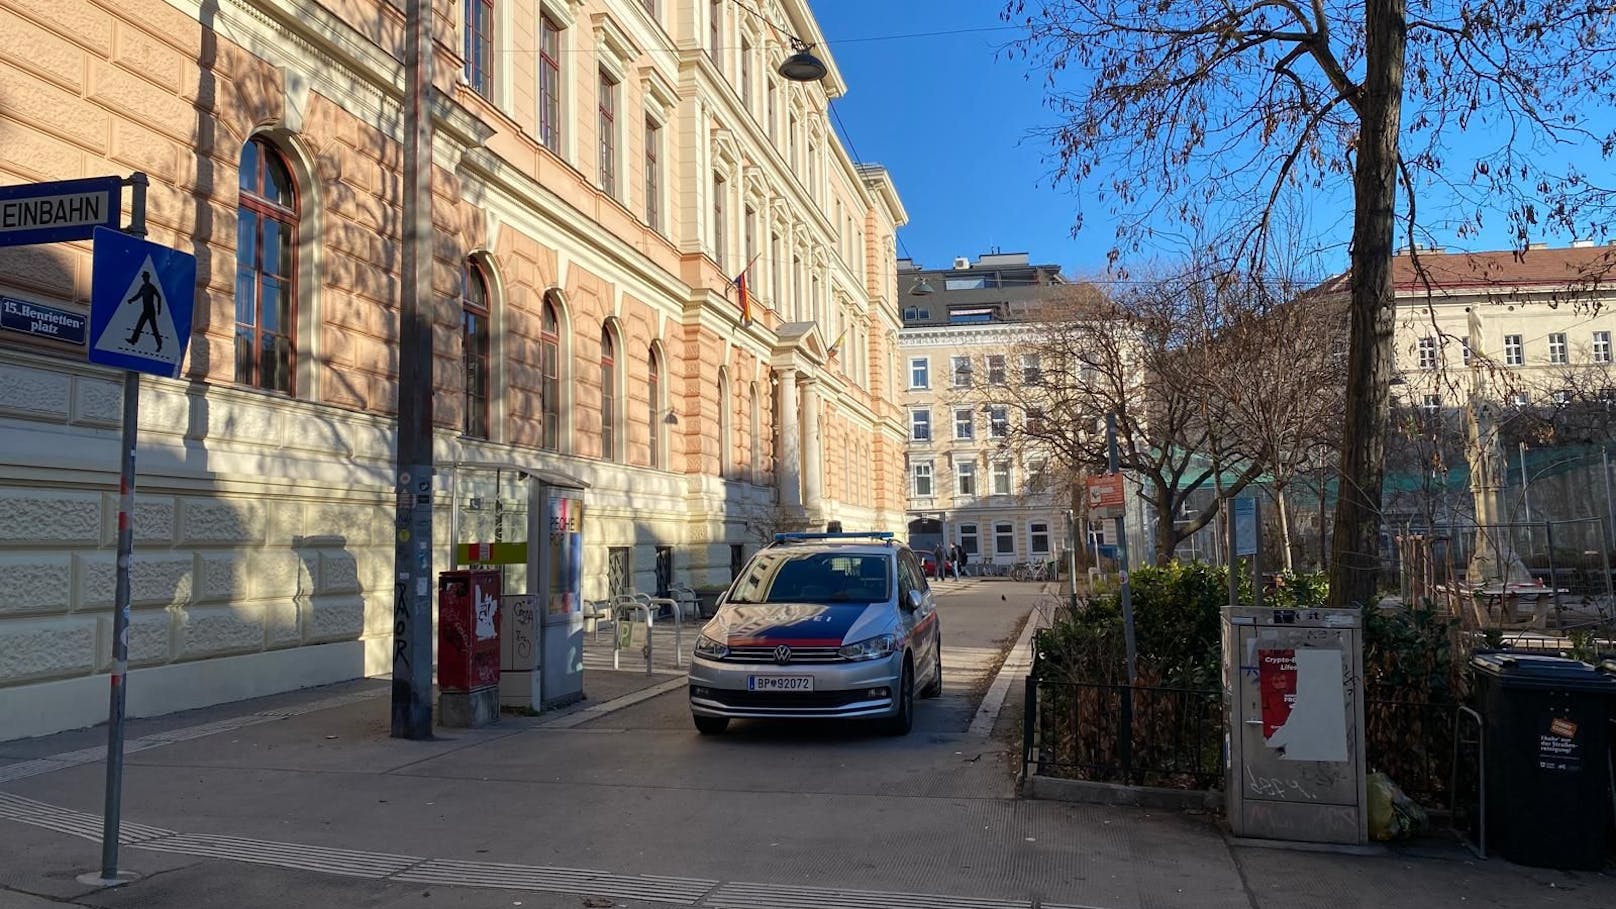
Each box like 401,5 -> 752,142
839,634 -> 898,662
694,634 -> 728,660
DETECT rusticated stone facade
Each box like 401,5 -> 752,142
0,0 -> 910,739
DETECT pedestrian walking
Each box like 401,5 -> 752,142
932,541 -> 948,582
948,542 -> 962,580
956,543 -> 969,578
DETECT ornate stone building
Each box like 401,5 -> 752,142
0,0 -> 909,738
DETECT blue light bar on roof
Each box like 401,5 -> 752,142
772,531 -> 895,544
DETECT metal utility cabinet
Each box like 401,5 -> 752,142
1223,606 -> 1367,845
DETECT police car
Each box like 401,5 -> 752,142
688,531 -> 942,736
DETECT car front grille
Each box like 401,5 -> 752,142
695,689 -> 883,710
721,645 -> 845,664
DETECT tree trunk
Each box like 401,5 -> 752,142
1155,485 -> 1179,566
1328,0 -> 1407,610
1276,487 -> 1295,573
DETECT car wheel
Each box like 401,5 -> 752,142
920,642 -> 942,699
884,659 -> 914,736
693,714 -> 729,735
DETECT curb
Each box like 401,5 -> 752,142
1024,773 -> 1222,811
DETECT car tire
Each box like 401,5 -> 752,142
920,642 -> 942,699
693,715 -> 729,735
884,659 -> 914,736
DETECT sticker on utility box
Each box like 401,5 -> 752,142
1257,647 -> 1349,762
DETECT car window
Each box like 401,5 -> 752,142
726,550 -> 892,604
897,550 -> 925,596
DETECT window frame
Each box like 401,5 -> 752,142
994,522 -> 1014,558
987,354 -> 1006,385
1417,336 -> 1437,370
1549,332 -> 1568,364
540,296 -> 561,451
951,355 -> 972,388
597,68 -> 618,198
1595,330 -> 1613,364
953,407 -> 974,440
989,406 -> 1009,439
600,326 -> 619,461
1504,333 -> 1524,366
644,116 -> 662,231
1030,521 -> 1050,555
956,460 -> 976,497
910,408 -> 932,441
909,356 -> 930,389
461,259 -> 492,438
463,0 -> 496,100
991,460 -> 1012,495
538,14 -> 563,154
235,136 -> 299,396
912,461 -> 934,497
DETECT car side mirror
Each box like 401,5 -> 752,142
903,589 -> 923,612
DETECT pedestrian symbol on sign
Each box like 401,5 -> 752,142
94,256 -> 178,361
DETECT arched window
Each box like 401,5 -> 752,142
718,369 -> 732,478
540,294 -> 561,451
748,381 -> 761,484
461,259 -> 491,438
600,326 -> 618,461
236,137 -> 298,394
648,347 -> 663,469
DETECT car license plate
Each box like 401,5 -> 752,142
748,675 -> 813,692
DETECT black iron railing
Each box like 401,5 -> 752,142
1364,693 -> 1459,807
1022,677 -> 1224,789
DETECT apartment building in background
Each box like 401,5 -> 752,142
0,0 -> 911,739
894,251 -> 1102,569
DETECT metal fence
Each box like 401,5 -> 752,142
1021,677 -> 1224,789
1022,677 -> 1470,806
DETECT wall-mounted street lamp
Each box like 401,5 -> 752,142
910,278 -> 935,296
664,409 -> 681,426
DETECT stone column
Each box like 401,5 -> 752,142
776,367 -> 802,508
801,376 -> 823,511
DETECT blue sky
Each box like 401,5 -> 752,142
810,2 -> 1616,284
810,2 -> 1111,277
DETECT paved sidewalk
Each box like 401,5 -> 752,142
2,594 -> 1614,908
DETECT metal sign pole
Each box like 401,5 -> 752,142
390,0 -> 436,740
91,173 -> 148,887
1106,414 -> 1137,684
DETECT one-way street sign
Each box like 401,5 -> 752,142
89,227 -> 196,379
0,176 -> 122,247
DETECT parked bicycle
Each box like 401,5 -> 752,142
1010,560 -> 1058,582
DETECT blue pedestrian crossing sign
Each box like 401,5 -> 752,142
89,227 -> 196,378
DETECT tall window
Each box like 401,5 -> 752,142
600,327 -> 618,461
739,37 -> 752,106
708,0 -> 722,66
956,461 -> 976,497
540,296 -> 560,451
749,382 -> 761,482
767,80 -> 777,140
648,347 -> 664,468
1549,332 -> 1568,364
712,172 -> 726,270
912,461 -> 934,497
1596,331 -> 1613,364
744,205 -> 757,269
235,137 -> 297,394
992,461 -> 1012,495
461,260 -> 491,438
910,409 -> 931,441
959,523 -> 978,556
1021,353 -> 1042,384
464,0 -> 495,99
769,232 -> 781,303
954,408 -> 973,440
644,118 -> 661,231
1030,522 -> 1050,555
597,69 -> 618,197
718,371 -> 733,477
909,357 -> 929,389
989,406 -> 1008,438
1504,333 -> 1524,366
538,15 -> 562,154
952,355 -> 971,387
987,354 -> 1006,385
994,522 -> 1014,558
1417,336 -> 1437,369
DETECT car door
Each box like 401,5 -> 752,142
897,550 -> 940,685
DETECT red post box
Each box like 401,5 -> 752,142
438,569 -> 501,694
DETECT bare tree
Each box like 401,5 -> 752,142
967,276 -> 1268,565
1006,0 -> 1616,607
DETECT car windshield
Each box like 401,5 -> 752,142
725,550 -> 892,604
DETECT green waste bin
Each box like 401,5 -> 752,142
1470,652 -> 1616,870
